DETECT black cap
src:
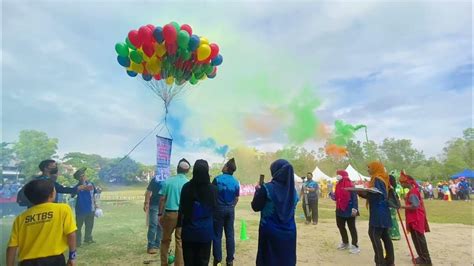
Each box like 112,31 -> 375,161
73,167 -> 87,180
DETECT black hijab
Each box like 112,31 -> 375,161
181,159 -> 216,219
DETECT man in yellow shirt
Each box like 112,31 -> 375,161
6,179 -> 78,266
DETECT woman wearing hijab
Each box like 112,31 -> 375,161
177,160 -> 218,266
333,170 -> 360,254
251,159 -> 298,266
356,161 -> 394,266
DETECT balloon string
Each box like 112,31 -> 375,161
119,120 -> 164,162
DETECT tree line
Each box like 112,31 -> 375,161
2,128 -> 472,186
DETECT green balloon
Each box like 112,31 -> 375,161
115,42 -> 129,57
129,50 -> 143,64
125,37 -> 136,50
196,72 -> 205,79
204,64 -> 213,75
190,75 -> 198,85
177,30 -> 190,49
170,21 -> 180,32
183,50 -> 192,61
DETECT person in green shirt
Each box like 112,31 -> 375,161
158,158 -> 190,266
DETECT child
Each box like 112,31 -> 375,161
73,167 -> 98,247
399,172 -> 432,265
6,179 -> 77,266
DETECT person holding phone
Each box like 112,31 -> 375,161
251,159 -> 298,266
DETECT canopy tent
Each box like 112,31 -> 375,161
312,167 -> 333,182
345,164 -> 370,181
451,169 -> 474,179
294,173 -> 304,183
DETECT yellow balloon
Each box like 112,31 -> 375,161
142,53 -> 151,62
197,44 -> 211,61
200,37 -> 209,45
155,43 -> 167,57
130,62 -> 144,73
166,76 -> 174,85
146,58 -> 157,73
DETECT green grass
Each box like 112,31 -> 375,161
1,192 -> 472,265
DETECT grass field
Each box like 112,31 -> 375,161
1,188 -> 473,265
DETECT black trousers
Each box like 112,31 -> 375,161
183,241 -> 212,266
302,199 -> 318,223
20,254 -> 66,266
336,216 -> 358,247
76,212 -> 95,244
410,230 -> 432,264
368,226 -> 394,266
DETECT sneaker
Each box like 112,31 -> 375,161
337,243 -> 349,250
305,221 -> 310,225
147,248 -> 158,254
84,240 -> 96,244
349,245 -> 360,254
312,222 -> 318,225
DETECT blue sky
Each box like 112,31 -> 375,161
1,0 -> 472,164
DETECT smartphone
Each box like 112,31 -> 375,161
259,174 -> 265,186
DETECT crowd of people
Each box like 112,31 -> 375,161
5,156 -> 472,266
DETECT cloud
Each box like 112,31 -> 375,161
2,1 -> 472,165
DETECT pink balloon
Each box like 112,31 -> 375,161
128,30 -> 142,48
163,24 -> 177,44
209,43 -> 219,59
180,24 -> 193,36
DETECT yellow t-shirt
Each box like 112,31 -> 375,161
8,203 -> 77,261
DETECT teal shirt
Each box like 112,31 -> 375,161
159,174 -> 189,211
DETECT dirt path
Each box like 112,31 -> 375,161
233,208 -> 473,265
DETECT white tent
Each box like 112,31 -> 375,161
294,173 -> 304,192
294,173 -> 303,183
312,167 -> 333,182
345,164 -> 370,181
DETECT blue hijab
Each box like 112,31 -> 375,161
268,159 -> 296,223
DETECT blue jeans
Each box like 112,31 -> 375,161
213,206 -> 235,263
148,204 -> 162,249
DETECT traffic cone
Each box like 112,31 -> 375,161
240,219 -> 249,241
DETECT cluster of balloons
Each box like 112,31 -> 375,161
115,22 -> 223,86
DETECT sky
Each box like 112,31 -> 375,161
1,0 -> 472,165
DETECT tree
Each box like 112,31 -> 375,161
442,128 -> 474,176
62,152 -> 109,183
1,142 -> 15,167
275,146 -> 317,176
379,138 -> 425,173
99,157 -> 140,184
13,130 -> 58,178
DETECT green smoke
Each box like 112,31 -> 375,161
330,120 -> 367,146
287,87 -> 321,144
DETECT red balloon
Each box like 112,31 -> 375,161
166,42 -> 177,55
209,43 -> 219,59
211,67 -> 217,75
154,74 -> 162,80
138,26 -> 153,44
146,24 -> 156,32
180,24 -> 193,36
163,24 -> 177,44
142,42 -> 155,57
128,30 -> 142,48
